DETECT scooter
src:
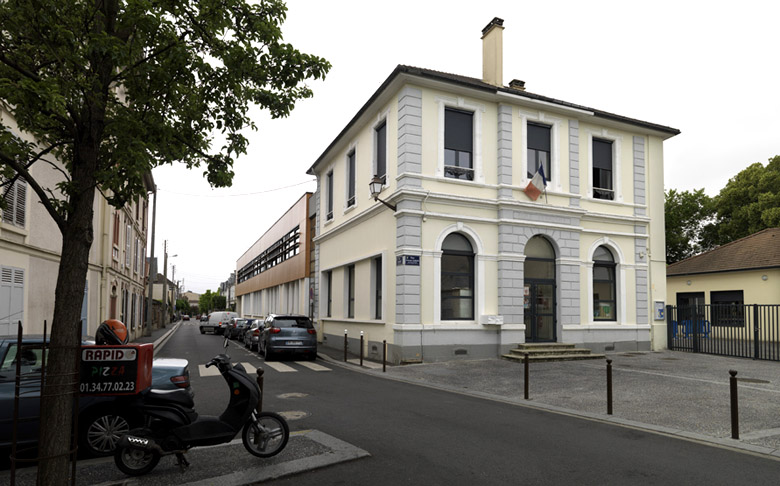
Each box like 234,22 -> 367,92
113,337 -> 289,476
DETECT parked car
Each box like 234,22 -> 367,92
0,336 -> 193,457
182,314 -> 190,321
243,319 -> 260,351
227,318 -> 254,340
200,311 -> 238,335
258,314 -> 317,360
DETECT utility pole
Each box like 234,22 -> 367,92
162,240 -> 168,328
171,264 -> 177,319
144,185 -> 157,336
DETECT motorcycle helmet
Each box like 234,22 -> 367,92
96,319 -> 129,345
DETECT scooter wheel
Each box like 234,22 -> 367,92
114,445 -> 160,476
242,411 -> 289,458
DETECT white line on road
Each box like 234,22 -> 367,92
263,361 -> 297,373
298,361 -> 331,371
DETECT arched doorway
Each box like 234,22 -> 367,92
524,236 -> 556,342
441,233 -> 475,320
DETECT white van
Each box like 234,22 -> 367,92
200,311 -> 238,335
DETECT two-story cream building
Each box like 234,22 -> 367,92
307,18 -> 679,363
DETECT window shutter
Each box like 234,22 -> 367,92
1,267 -> 24,330
14,179 -> 26,227
593,139 -> 613,169
444,108 -> 473,153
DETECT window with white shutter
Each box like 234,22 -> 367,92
1,266 -> 25,334
125,224 -> 132,268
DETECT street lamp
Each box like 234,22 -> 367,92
369,176 -> 396,212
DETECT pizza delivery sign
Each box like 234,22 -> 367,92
79,343 -> 153,396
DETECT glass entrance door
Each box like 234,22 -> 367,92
524,282 -> 556,342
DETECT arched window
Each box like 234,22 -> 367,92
441,233 -> 474,320
593,246 -> 616,321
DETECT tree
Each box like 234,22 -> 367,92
175,298 -> 189,313
199,290 -> 216,314
712,156 -> 780,243
0,1 -> 329,482
213,294 -> 227,311
664,188 -> 717,263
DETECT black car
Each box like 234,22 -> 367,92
227,318 -> 255,340
0,336 -> 193,457
259,314 -> 317,360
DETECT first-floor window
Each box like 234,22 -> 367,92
710,290 -> 745,327
441,233 -> 474,320
1,177 -> 27,227
593,138 -> 614,200
326,171 -> 334,220
325,271 -> 332,317
0,266 -> 24,333
374,256 -> 382,320
444,108 -> 474,181
593,246 -> 616,321
346,264 -> 355,318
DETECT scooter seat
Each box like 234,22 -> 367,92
147,388 -> 196,409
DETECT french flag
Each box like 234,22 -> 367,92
525,165 -> 547,201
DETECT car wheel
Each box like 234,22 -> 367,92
199,327 -> 205,334
80,409 -> 136,457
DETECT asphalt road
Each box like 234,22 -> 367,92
163,323 -> 780,485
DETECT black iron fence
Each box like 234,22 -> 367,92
667,304 -> 780,361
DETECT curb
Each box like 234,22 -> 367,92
152,321 -> 182,357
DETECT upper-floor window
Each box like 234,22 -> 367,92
374,121 -> 387,182
527,123 -> 551,179
125,224 -> 132,268
346,150 -> 356,208
593,138 -> 614,200
593,246 -> 616,321
326,171 -> 334,221
1,177 -> 26,228
444,108 -> 474,181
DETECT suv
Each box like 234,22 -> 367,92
0,336 -> 193,457
200,311 -> 237,335
258,314 -> 317,360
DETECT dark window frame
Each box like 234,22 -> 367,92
375,121 -> 387,182
325,270 -> 332,317
441,234 -> 475,321
710,290 -> 745,327
527,122 -> 552,180
347,264 -> 355,318
374,256 -> 382,320
326,171 -> 334,220
593,246 -> 617,321
347,150 -> 356,207
444,108 -> 474,181
592,138 -> 614,200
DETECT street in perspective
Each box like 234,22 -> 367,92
4,321 -> 779,485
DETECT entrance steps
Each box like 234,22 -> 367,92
502,343 -> 605,362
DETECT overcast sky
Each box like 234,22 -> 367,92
151,0 -> 780,294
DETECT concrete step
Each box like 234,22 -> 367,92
502,352 -> 606,363
513,342 -> 577,350
506,347 -> 593,357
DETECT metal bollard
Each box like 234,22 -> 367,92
344,329 -> 348,362
256,367 -> 265,413
729,370 -> 739,439
360,331 -> 364,367
524,353 -> 530,400
606,359 -> 613,415
383,340 -> 387,373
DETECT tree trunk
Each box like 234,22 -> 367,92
36,183 -> 95,485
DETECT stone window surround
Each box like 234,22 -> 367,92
372,109 -> 390,185
435,96 -> 485,184
344,141 -> 357,212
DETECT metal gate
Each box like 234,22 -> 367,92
667,304 -> 780,361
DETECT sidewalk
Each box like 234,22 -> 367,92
319,347 -> 780,459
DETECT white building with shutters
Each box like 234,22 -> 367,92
1,108 -> 153,339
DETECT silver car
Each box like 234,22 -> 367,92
259,314 -> 317,360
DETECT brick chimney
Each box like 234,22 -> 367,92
481,17 -> 504,86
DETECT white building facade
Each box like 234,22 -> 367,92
308,19 -> 678,363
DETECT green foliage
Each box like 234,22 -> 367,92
0,0 -> 331,219
212,294 -> 227,311
665,188 -> 717,264
175,298 -> 189,312
712,156 -> 780,243
199,290 -> 215,313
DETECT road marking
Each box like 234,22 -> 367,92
198,362 -> 257,377
263,361 -> 297,373
298,361 -> 331,371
